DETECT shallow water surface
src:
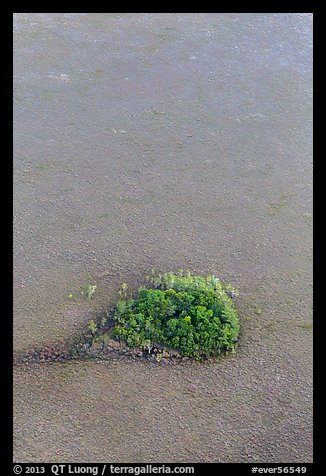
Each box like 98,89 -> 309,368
13,13 -> 312,462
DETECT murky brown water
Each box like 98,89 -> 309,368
13,13 -> 312,462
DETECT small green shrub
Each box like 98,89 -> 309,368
111,271 -> 239,359
82,284 -> 97,299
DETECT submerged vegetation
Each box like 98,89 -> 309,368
110,270 -> 240,360
16,271 -> 240,365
